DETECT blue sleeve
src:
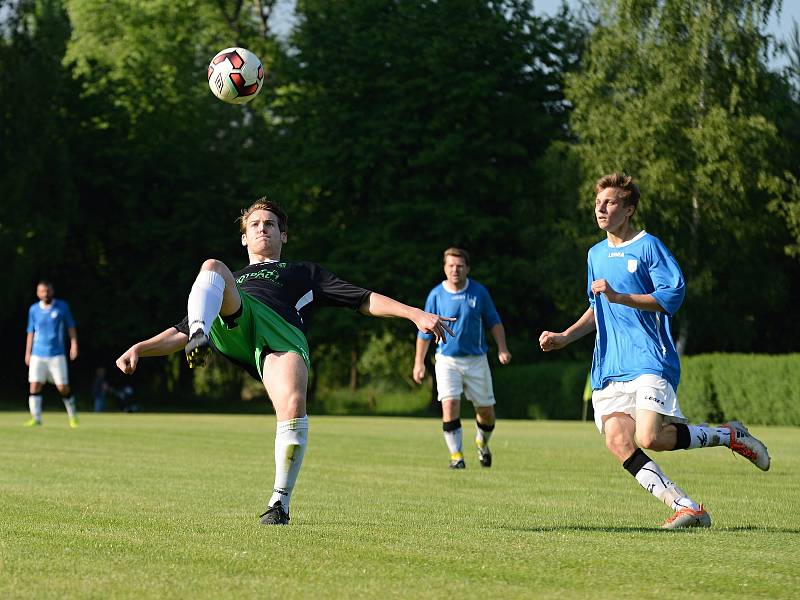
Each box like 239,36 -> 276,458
26,306 -> 35,333
481,286 -> 501,328
647,241 -> 685,316
417,289 -> 437,341
587,253 -> 596,309
62,302 -> 76,329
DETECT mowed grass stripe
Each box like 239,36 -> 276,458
0,413 -> 798,599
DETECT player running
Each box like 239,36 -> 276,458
116,198 -> 454,526
539,173 -> 770,529
24,281 -> 80,428
412,248 -> 511,469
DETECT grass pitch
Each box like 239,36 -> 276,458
1,412 -> 798,599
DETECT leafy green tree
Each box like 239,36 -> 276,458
273,0 -> 585,377
566,0 -> 800,353
771,21 -> 800,258
0,0 -> 292,403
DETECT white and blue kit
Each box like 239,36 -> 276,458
418,279 -> 501,356
588,231 -> 684,390
27,299 -> 76,385
419,279 -> 502,404
28,299 -> 76,357
587,231 -> 686,429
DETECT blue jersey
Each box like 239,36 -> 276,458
418,279 -> 502,356
27,299 -> 76,357
587,231 -> 684,391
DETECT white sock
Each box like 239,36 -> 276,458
62,396 -> 77,418
269,416 -> 309,513
635,460 -> 700,511
687,424 -> 731,449
29,395 -> 43,421
187,270 -> 226,336
443,420 -> 463,459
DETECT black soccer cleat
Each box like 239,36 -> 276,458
185,330 -> 211,368
478,446 -> 492,468
259,502 -> 290,525
449,458 -> 466,469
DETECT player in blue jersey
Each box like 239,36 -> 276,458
24,281 -> 79,428
116,199 -> 455,525
539,173 -> 770,529
413,248 -> 511,469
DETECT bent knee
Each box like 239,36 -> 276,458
635,431 -> 660,450
200,258 -> 228,274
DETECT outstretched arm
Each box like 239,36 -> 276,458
359,292 -> 455,343
116,327 -> 189,375
539,307 -> 596,352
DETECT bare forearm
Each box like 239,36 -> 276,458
490,323 -> 509,353
608,293 -> 665,312
359,292 -> 413,319
414,337 -> 431,367
563,308 -> 596,344
25,333 -> 33,357
134,328 -> 189,357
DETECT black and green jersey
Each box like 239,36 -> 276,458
230,260 -> 372,332
175,261 -> 371,379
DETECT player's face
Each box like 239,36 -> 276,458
444,256 -> 469,287
242,209 -> 287,258
36,284 -> 53,304
595,187 -> 634,234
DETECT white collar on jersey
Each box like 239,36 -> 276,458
442,278 -> 470,294
607,230 -> 647,248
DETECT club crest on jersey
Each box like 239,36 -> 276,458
627,259 -> 638,273
467,296 -> 477,308
50,311 -> 59,319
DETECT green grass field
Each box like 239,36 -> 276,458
1,412 -> 798,599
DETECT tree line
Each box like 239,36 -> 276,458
1,0 -> 799,406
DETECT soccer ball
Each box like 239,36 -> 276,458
207,47 -> 264,105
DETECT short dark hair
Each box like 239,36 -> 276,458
595,172 -> 640,209
239,198 -> 288,233
443,247 -> 470,266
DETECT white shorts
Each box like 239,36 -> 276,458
592,374 -> 686,433
28,355 -> 69,386
435,354 -> 495,407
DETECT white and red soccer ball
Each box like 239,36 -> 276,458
207,47 -> 264,105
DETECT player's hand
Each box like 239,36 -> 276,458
24,354 -> 31,367
413,310 -> 456,344
539,331 -> 568,352
412,363 -> 426,384
498,351 -> 512,365
116,348 -> 139,375
591,279 -> 620,303
69,344 -> 79,361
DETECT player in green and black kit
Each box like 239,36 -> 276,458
116,199 -> 455,525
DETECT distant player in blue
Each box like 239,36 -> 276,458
413,248 -> 511,469
539,173 -> 770,529
24,281 -> 79,428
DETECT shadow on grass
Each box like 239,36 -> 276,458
501,525 -> 800,534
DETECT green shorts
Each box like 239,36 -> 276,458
209,289 -> 310,379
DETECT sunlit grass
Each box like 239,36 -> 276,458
1,413 -> 797,599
